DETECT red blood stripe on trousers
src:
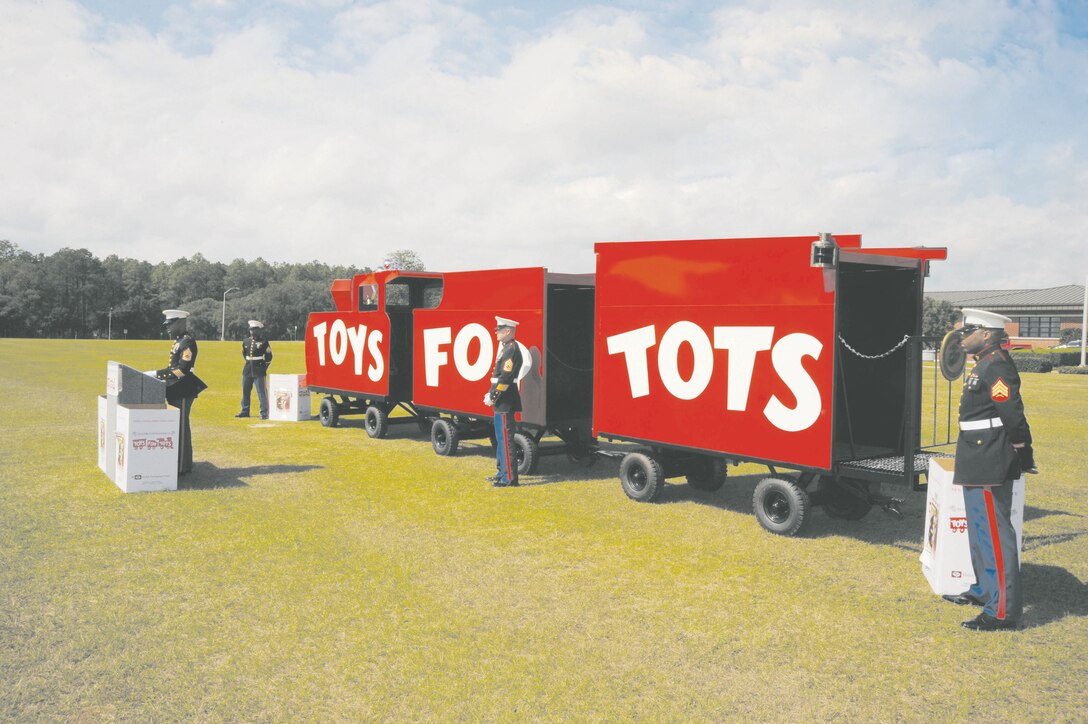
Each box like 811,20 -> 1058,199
983,488 -> 1007,620
500,414 -> 513,482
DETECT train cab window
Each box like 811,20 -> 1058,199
385,282 -> 410,308
422,284 -> 443,309
384,277 -> 444,311
358,284 -> 378,311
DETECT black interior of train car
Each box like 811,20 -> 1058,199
545,283 -> 595,425
833,260 -> 923,461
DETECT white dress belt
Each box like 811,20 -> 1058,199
246,356 -> 266,360
960,417 -> 1003,431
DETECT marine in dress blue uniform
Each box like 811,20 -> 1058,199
484,316 -> 523,487
155,310 -> 208,475
237,320 -> 273,419
949,309 -> 1036,631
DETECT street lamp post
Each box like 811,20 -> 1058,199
1080,273 -> 1086,368
221,287 -> 240,341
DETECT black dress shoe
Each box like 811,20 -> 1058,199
235,413 -> 249,418
486,474 -> 503,482
961,613 -> 1018,631
942,593 -> 985,606
492,479 -> 519,487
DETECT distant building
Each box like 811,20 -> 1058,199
927,285 -> 1084,348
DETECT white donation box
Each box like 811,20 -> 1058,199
97,361 -> 178,493
920,456 -> 1025,596
113,405 -> 180,493
268,374 -> 312,421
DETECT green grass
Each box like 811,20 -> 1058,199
2,339 -> 1087,720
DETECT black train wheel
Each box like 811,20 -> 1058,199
319,397 -> 339,428
687,456 -> 727,491
514,433 -> 539,475
619,452 -> 665,503
822,477 -> 873,521
431,418 -> 459,456
364,406 -> 389,439
753,477 -> 809,536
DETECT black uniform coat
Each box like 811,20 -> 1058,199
488,340 -> 523,414
157,333 -> 209,406
242,337 -> 273,377
953,344 -> 1031,485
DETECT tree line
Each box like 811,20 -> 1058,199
0,239 -> 1002,343
0,241 -> 424,341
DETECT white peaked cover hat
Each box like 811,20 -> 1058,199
961,308 -> 1011,330
162,309 -> 190,320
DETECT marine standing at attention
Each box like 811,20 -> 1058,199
237,319 -> 273,419
156,309 -> 208,475
947,308 -> 1036,631
483,316 -> 523,487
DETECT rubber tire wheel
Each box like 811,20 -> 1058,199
319,397 -> 339,428
619,452 -> 665,503
822,477 -> 873,521
364,406 -> 389,439
687,456 -> 727,491
514,433 -> 539,475
431,418 -> 459,456
753,477 -> 809,536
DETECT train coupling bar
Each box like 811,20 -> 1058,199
870,492 -> 905,519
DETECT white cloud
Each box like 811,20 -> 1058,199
0,0 -> 1085,290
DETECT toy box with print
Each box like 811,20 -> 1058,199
269,374 -> 312,421
921,456 -> 1024,595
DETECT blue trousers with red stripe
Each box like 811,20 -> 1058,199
493,412 -> 518,485
962,483 -> 1021,622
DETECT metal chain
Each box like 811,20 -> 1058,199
838,334 -> 911,360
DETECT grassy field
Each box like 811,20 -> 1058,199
1,338 -> 1086,721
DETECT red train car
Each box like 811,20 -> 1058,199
592,233 -> 948,534
306,269 -> 442,434
306,267 -> 595,472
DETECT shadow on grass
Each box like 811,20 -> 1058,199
516,447 -> 622,487
1021,563 -> 1088,628
1024,504 -> 1084,523
601,471 -> 1087,546
179,462 -> 323,490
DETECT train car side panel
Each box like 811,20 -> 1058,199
305,309 -> 392,398
593,236 -> 837,470
412,268 -> 546,423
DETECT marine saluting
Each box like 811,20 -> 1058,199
945,308 -> 1037,632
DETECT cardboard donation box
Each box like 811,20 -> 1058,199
920,457 -> 1025,596
98,361 -> 175,492
97,394 -> 109,474
114,405 -> 180,493
269,374 -> 312,421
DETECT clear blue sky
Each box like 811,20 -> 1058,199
3,0 -> 1086,290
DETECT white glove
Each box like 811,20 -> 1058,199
483,393 -> 492,407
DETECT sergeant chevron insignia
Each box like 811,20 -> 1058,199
991,378 -> 1010,401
